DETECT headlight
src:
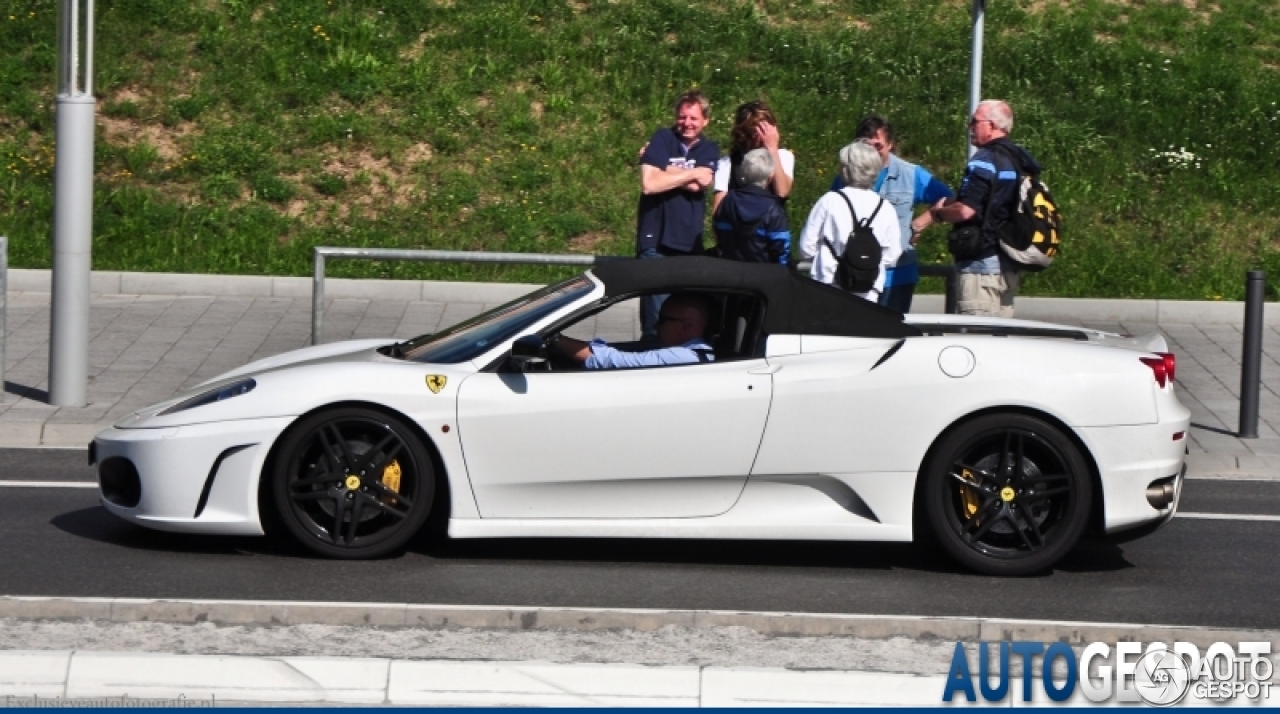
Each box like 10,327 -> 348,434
158,378 -> 257,416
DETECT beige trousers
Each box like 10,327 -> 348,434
957,270 -> 1020,317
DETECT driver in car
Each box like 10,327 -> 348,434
549,292 -> 714,369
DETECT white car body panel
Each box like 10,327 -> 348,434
754,335 -> 1159,478
96,417 -> 292,535
456,359 -> 773,518
450,471 -> 914,541
106,360 -> 486,522
92,264 -> 1190,563
906,315 -> 1170,353
190,338 -> 398,389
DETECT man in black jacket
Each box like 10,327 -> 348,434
712,148 -> 792,265
930,100 -> 1041,317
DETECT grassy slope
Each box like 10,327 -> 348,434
1,0 -> 1278,297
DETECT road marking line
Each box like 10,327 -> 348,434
1178,511 -> 1280,522
0,481 -> 96,488
1186,475 -> 1280,482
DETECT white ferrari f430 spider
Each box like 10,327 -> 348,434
92,258 -> 1189,575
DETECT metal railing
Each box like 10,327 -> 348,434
310,247 -> 958,345
920,264 -> 958,313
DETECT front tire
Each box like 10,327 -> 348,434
272,407 -> 435,559
923,414 -> 1091,576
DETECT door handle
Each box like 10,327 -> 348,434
748,364 -> 782,375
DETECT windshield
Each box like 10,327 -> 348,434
397,276 -> 595,364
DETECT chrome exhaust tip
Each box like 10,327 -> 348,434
1146,479 -> 1176,510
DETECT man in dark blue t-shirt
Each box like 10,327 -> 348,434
635,89 -> 719,340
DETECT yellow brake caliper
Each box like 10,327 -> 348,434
958,468 -> 980,519
381,460 -> 401,505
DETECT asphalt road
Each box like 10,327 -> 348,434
1,448 -> 1277,630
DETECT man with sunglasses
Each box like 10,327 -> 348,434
549,293 -> 714,369
929,100 -> 1041,317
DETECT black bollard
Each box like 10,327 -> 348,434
1238,270 -> 1266,439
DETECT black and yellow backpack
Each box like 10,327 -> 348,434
992,145 -> 1062,272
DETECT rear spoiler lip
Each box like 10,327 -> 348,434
904,316 -> 1169,353
910,324 -> 1090,341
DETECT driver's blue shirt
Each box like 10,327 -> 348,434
584,338 -> 714,370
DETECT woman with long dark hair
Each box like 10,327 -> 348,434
712,100 -> 794,213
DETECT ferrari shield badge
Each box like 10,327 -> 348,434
426,374 -> 447,394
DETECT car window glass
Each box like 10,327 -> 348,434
561,298 -> 640,344
550,291 -> 766,365
400,276 -> 594,364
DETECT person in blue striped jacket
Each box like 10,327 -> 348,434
930,100 -> 1042,317
712,148 -> 792,265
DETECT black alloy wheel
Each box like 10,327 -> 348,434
272,407 -> 434,559
924,414 -> 1091,576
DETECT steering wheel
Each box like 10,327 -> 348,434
545,333 -> 579,370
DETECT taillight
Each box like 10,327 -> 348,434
1140,352 -> 1176,388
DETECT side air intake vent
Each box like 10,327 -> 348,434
99,457 -> 142,508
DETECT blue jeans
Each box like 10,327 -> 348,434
878,282 -> 917,314
637,248 -> 667,342
636,243 -> 702,340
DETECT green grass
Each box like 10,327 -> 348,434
1,0 -> 1279,297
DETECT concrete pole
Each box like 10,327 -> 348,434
312,249 -> 326,346
968,0 -> 985,159
50,0 -> 95,407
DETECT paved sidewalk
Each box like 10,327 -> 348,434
3,270 -> 1279,478
0,650 -> 1033,707
2,597 -> 1275,707
1,603 -> 1275,709
6,649 -> 1271,707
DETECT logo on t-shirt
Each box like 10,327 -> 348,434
668,157 -> 697,170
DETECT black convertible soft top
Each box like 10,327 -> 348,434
590,257 -> 920,340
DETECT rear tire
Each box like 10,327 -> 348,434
923,414 -> 1091,576
271,407 -> 434,559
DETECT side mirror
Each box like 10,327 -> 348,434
508,334 -> 548,371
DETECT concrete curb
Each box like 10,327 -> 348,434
1,597 -> 1275,650
0,423 -> 107,449
1185,453 -> 1280,480
2,649 -> 1273,707
7,268 -> 1273,324
0,651 -> 960,707
0,649 -> 959,707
